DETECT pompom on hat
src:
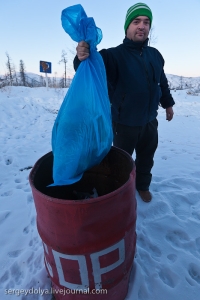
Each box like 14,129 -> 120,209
124,3 -> 153,32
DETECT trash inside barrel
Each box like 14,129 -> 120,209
29,146 -> 137,300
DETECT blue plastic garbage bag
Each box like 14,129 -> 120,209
51,4 -> 113,186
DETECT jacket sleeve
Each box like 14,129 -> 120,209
73,48 -> 118,99
99,49 -> 118,87
73,49 -> 118,82
73,55 -> 81,71
99,49 -> 118,99
159,57 -> 175,108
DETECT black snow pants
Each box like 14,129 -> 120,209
112,118 -> 158,191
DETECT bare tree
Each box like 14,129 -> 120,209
48,77 -> 52,87
52,72 -> 57,88
13,67 -> 19,86
148,26 -> 157,46
5,52 -> 14,85
188,77 -> 193,89
179,76 -> 183,90
59,77 -> 64,88
59,50 -> 68,88
19,59 -> 26,86
67,46 -> 76,57
40,75 -> 45,87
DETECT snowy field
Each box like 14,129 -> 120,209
0,86 -> 200,300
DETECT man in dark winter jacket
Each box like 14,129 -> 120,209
74,3 -> 175,202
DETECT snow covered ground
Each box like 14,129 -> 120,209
0,86 -> 200,300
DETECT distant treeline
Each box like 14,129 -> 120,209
1,52 -> 200,96
0,51 -> 73,89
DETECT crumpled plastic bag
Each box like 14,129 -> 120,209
51,4 -> 113,186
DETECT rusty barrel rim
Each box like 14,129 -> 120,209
29,146 -> 135,204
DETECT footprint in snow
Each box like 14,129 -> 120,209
168,190 -> 200,220
161,155 -> 168,160
152,175 -> 165,182
185,275 -> 196,286
15,134 -> 26,139
188,263 -> 200,284
170,178 -> 200,193
27,252 -> 34,264
0,211 -> 11,225
33,252 -> 43,271
137,234 -> 162,261
191,209 -> 200,221
170,194 -> 191,220
194,157 -> 200,160
30,216 -> 35,227
5,280 -> 15,290
27,252 -> 35,272
158,267 -> 179,288
0,271 -> 9,288
8,249 -> 23,258
27,193 -> 34,204
16,183 -> 27,189
14,178 -> 21,183
1,190 -> 13,197
23,225 -> 30,234
5,156 -> 13,165
10,262 -> 24,285
16,183 -> 31,192
29,236 -> 41,252
165,229 -> 190,248
167,254 -> 178,263
195,237 -> 200,253
142,201 -> 171,220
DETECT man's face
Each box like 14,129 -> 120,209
126,16 -> 150,42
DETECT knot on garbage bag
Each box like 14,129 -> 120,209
61,4 -> 102,49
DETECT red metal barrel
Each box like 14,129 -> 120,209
29,146 -> 137,300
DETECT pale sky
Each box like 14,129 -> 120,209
0,0 -> 200,78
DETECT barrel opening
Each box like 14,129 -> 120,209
31,147 -> 134,200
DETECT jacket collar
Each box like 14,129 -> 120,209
123,37 -> 149,50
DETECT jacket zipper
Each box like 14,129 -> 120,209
118,94 -> 126,120
140,48 -> 151,121
150,62 -> 156,82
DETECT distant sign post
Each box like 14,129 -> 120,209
40,61 -> 52,89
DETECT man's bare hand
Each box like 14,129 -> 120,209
166,106 -> 174,121
76,41 -> 90,61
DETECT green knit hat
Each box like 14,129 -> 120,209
124,3 -> 153,32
